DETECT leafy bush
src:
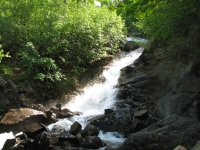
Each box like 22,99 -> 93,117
0,0 -> 126,90
134,0 -> 200,43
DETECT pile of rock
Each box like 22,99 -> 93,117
2,121 -> 104,150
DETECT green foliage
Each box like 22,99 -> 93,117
0,45 -> 10,63
18,42 -> 64,83
135,0 -> 200,42
0,64 -> 13,75
0,0 -> 125,90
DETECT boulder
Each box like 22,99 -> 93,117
31,131 -> 58,150
81,136 -> 102,149
23,122 -> 49,138
57,108 -> 76,118
123,41 -> 139,51
134,110 -> 148,120
70,121 -> 82,135
46,110 -> 57,123
156,92 -> 193,118
0,108 -> 49,134
117,115 -> 200,150
59,132 -> 79,146
80,124 -> 99,138
51,125 -> 67,134
90,109 -> 133,136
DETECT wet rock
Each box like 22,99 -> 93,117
134,110 -> 148,120
2,138 -> 16,150
49,107 -> 60,115
81,136 -> 102,149
0,108 -> 49,134
58,108 -> 75,118
59,132 -> 79,146
32,131 -> 58,150
56,103 -> 62,112
174,145 -> 187,150
90,109 -> 133,136
51,125 -> 67,134
104,109 -> 114,115
46,110 -> 57,123
15,133 -> 27,141
123,41 -> 139,51
80,124 -> 99,138
70,121 -> 82,135
117,115 -> 200,150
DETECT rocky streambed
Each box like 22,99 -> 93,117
1,40 -> 200,150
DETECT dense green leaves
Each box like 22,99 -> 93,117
0,0 -> 125,90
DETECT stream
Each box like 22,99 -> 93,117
0,47 -> 142,150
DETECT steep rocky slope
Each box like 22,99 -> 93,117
116,29 -> 200,149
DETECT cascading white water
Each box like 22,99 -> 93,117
48,48 -> 143,148
0,48 -> 142,150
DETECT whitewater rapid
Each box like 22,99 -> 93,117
0,48 -> 142,150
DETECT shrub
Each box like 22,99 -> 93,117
0,0 -> 126,90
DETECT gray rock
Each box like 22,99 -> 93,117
117,115 -> 200,150
58,108 -> 76,118
32,131 -> 58,150
70,121 -> 82,135
134,110 -> 148,120
156,92 -> 193,118
81,136 -> 102,149
51,125 -> 67,134
123,41 -> 139,51
80,124 -> 99,138
130,118 -> 145,133
0,108 -> 49,134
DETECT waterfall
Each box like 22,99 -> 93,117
48,48 -> 142,148
0,48 -> 142,150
